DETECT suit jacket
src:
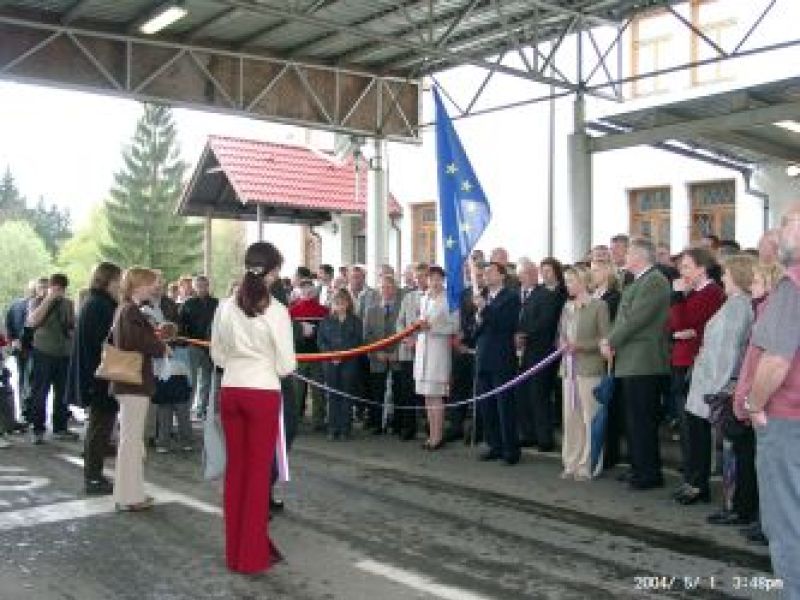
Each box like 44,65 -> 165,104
351,286 -> 380,321
517,284 -> 567,364
396,290 -> 422,362
363,299 -> 401,372
475,287 -> 520,375
608,267 -> 671,377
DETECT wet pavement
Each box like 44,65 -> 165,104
0,426 -> 782,600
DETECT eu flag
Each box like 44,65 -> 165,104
434,88 -> 491,312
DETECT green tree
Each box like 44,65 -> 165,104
0,167 -> 27,222
210,220 -> 247,297
101,104 -> 202,281
0,221 -> 53,311
27,196 -> 72,257
56,205 -> 110,293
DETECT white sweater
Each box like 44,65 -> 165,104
210,297 -> 297,390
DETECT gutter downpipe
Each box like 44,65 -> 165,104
743,169 -> 770,234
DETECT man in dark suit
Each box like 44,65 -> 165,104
475,262 -> 521,465
602,238 -> 671,490
516,258 -> 567,451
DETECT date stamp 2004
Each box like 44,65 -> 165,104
633,575 -> 784,593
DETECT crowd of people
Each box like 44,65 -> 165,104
0,203 -> 798,591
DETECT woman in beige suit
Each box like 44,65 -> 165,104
558,266 -> 610,480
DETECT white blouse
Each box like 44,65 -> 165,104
210,297 -> 297,391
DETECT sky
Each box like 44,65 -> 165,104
0,80 -> 315,228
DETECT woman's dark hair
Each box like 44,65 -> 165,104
90,262 -> 122,292
428,265 -> 446,279
237,242 -> 283,317
682,247 -> 716,271
540,257 -> 565,288
331,288 -> 355,315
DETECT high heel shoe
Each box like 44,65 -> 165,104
428,440 -> 446,451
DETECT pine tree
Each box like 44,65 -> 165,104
101,104 -> 202,281
0,167 -> 27,222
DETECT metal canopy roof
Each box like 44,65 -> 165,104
588,76 -> 800,166
0,1 -> 679,141
0,0 -> 662,78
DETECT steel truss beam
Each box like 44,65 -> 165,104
216,0 -> 581,91
0,15 -> 421,142
589,99 -> 800,152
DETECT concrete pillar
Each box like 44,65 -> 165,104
366,138 -> 389,287
203,214 -> 212,276
256,204 -> 264,242
567,95 -> 592,261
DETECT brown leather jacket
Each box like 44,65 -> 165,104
109,302 -> 167,398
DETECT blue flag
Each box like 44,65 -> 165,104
434,88 -> 491,312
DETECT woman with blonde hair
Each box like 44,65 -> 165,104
558,265 -> 610,480
110,267 -> 169,512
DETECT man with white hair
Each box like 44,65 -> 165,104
601,238 -> 671,490
747,202 -> 800,597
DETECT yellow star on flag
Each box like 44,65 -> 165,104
461,180 -> 472,192
446,163 -> 458,175
445,236 -> 456,249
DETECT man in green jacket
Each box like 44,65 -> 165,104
601,238 -> 670,490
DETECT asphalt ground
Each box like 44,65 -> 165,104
0,424 -> 783,600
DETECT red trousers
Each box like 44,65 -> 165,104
220,387 -> 282,574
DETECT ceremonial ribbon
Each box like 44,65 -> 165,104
292,347 -> 565,410
172,321 -> 423,363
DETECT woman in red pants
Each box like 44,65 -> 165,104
210,242 -> 297,574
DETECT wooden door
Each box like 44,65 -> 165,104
689,180 -> 735,242
629,187 -> 671,246
412,202 -> 437,265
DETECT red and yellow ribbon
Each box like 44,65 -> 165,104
171,321 -> 422,363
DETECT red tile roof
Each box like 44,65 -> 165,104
206,135 -> 402,216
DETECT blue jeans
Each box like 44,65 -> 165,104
756,417 -> 800,599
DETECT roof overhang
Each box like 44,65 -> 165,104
0,1 -> 678,140
587,76 -> 800,166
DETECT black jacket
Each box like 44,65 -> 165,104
65,289 -> 118,410
317,313 -> 364,381
517,284 -> 567,363
475,287 -> 520,375
179,295 -> 219,341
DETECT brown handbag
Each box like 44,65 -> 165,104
95,318 -> 143,386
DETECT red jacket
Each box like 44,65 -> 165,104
668,281 -> 725,367
289,298 -> 329,320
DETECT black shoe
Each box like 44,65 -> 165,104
479,451 -> 501,461
269,496 -> 285,512
85,478 -> 113,496
675,488 -> 710,505
707,511 -> 752,526
671,483 -> 693,499
616,471 -> 633,483
629,478 -> 665,491
518,439 -> 536,448
31,431 -> 45,445
52,430 -> 80,442
503,455 -> 520,466
745,531 -> 769,546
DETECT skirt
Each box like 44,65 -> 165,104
415,380 -> 448,397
